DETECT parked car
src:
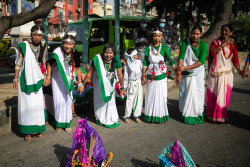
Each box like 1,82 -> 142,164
8,41 -> 62,69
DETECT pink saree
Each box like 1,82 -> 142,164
206,39 -> 239,122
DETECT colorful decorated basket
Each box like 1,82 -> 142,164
66,118 -> 113,167
158,140 -> 196,167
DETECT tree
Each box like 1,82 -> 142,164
201,0 -> 233,46
0,0 -> 58,39
147,0 -> 233,46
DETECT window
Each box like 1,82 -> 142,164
88,3 -> 92,10
78,0 -> 82,8
89,21 -> 108,47
69,0 -> 73,5
68,11 -> 73,20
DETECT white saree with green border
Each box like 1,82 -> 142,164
50,47 -> 74,128
93,54 -> 120,128
16,41 -> 45,133
144,44 -> 169,123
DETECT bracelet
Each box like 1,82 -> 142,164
82,81 -> 87,86
78,83 -> 83,87
13,78 -> 19,82
176,72 -> 182,76
120,87 -> 125,90
142,75 -> 146,78
184,66 -> 187,71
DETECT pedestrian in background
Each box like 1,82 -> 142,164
13,25 -> 48,142
241,49 -> 250,79
142,28 -> 176,123
123,48 -> 143,124
176,25 -> 208,125
133,19 -> 150,62
206,24 -> 242,123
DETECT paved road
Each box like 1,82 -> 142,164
0,74 -> 249,167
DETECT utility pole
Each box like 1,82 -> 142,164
82,0 -> 88,64
115,0 -> 120,57
104,0 -> 107,16
142,0 -> 146,19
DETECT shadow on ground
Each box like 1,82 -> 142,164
131,158 -> 159,167
228,110 -> 250,130
53,144 -> 71,167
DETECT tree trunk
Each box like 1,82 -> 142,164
201,0 -> 233,46
0,0 -> 57,39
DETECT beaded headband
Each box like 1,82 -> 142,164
31,26 -> 44,35
63,35 -> 75,43
152,29 -> 162,34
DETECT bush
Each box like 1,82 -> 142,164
0,39 -> 11,56
232,15 -> 250,51
52,37 -> 63,42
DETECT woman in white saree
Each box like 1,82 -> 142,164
46,35 -> 83,132
142,28 -> 176,123
82,43 -> 126,128
176,25 -> 208,125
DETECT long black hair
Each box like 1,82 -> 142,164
30,25 -> 46,63
102,43 -> 116,71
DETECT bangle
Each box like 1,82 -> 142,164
120,87 -> 125,90
184,66 -> 187,71
13,78 -> 19,82
142,75 -> 146,78
78,83 -> 83,87
176,72 -> 182,76
82,81 -> 87,86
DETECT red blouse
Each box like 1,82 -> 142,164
208,39 -> 239,68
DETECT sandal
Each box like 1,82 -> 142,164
45,121 -> 49,125
24,134 -> 32,142
72,112 -> 77,117
56,128 -> 62,132
36,133 -> 45,138
65,128 -> 72,132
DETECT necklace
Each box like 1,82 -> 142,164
151,43 -> 161,56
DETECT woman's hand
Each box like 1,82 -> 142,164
175,75 -> 182,86
121,90 -> 126,96
177,66 -> 185,72
142,77 -> 147,85
43,77 -> 51,86
77,86 -> 84,94
13,80 -> 18,90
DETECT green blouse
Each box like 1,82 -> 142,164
178,38 -> 208,65
178,38 -> 208,75
143,44 -> 175,67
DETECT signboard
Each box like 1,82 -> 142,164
55,2 -> 65,9
21,0 -> 35,13
11,0 -> 17,15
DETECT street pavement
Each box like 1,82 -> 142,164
0,68 -> 249,167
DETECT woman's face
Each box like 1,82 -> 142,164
31,33 -> 43,45
63,41 -> 74,54
104,48 -> 114,61
221,26 -> 232,40
191,29 -> 202,43
152,33 -> 162,44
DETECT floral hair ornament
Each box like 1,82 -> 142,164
31,26 -> 44,35
63,35 -> 75,43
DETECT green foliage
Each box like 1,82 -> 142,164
232,15 -> 250,51
52,37 -> 63,42
0,39 -> 11,57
